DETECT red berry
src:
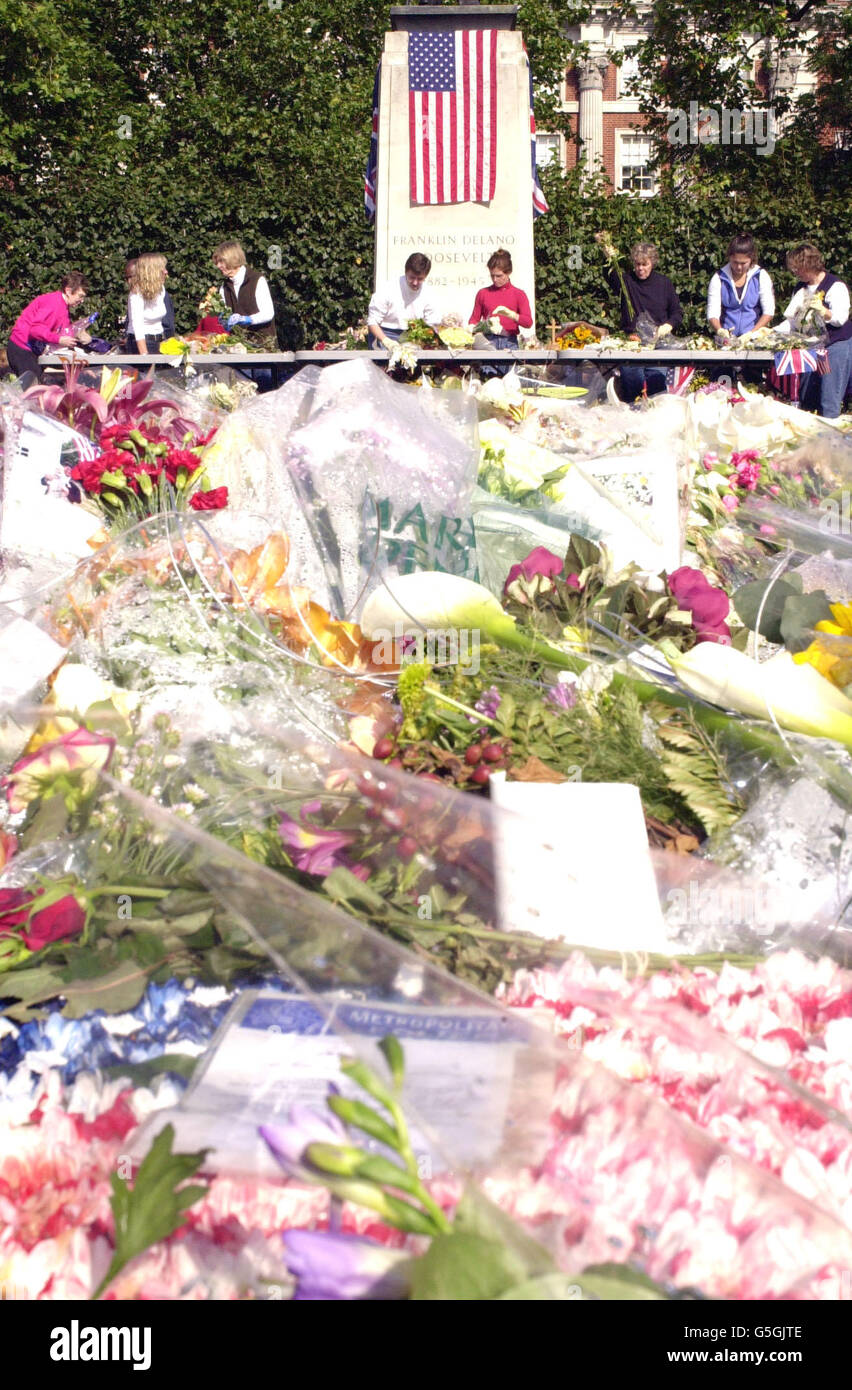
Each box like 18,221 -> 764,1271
388,757 -> 403,769
397,835 -> 418,860
464,744 -> 483,765
373,738 -> 395,760
470,766 -> 490,785
482,744 -> 504,763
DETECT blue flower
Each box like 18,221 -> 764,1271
283,1230 -> 411,1301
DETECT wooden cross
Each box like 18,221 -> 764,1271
547,320 -> 560,347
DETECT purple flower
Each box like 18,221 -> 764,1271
546,680 -> 577,712
475,685 -> 502,719
283,1230 -> 411,1301
504,546 -> 565,595
278,804 -> 356,876
260,1105 -> 348,1177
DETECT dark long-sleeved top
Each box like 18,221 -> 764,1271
607,268 -> 683,334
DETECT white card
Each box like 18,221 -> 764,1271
129,992 -> 552,1178
490,779 -> 672,952
0,616 -> 66,709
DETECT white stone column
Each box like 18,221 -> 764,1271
577,53 -> 609,180
374,27 -> 537,324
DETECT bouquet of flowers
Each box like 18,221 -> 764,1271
196,285 -> 225,327
401,318 -> 440,348
66,423 -> 227,526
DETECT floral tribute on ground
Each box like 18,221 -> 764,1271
0,359 -> 851,1299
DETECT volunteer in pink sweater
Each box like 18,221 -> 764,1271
7,272 -> 92,380
469,249 -> 533,350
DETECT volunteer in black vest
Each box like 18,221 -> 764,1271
781,243 -> 852,419
212,241 -> 278,350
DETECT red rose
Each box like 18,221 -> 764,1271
0,887 -> 85,951
189,487 -> 229,511
504,546 -> 566,594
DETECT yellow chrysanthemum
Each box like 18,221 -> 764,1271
793,637 -> 852,690
815,602 -> 852,638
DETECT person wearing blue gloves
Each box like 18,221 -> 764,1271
212,241 -> 278,350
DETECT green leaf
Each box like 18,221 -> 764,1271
102,1053 -> 199,1085
322,866 -> 386,911
60,970 -> 153,1018
574,1262 -> 669,1300
93,1123 -> 208,1299
410,1232 -> 527,1301
21,793 -> 69,849
494,1274 -> 585,1300
452,1187 -> 556,1279
82,699 -> 132,736
779,589 -> 834,653
732,575 -> 802,642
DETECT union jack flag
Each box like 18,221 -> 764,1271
772,346 -> 830,376
364,66 -> 379,220
526,48 -> 549,218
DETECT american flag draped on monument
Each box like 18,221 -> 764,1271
364,31 -> 548,218
408,29 -> 497,206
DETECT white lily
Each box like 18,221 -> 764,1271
50,663 -> 139,726
360,572 -> 580,671
671,643 -> 852,748
98,366 -> 124,404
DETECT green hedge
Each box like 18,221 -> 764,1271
0,0 -> 848,349
533,157 -> 852,335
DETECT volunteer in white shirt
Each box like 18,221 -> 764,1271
367,253 -> 442,349
780,242 -> 852,419
127,254 -> 169,356
212,241 -> 278,351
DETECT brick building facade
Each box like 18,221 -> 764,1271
535,7 -> 824,194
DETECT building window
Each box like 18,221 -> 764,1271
617,133 -> 655,195
617,49 -> 641,98
535,133 -> 561,167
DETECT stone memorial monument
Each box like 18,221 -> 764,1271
372,4 -> 541,327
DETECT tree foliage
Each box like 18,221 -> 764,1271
0,0 -> 849,347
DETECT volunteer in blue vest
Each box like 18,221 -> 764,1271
707,235 -> 775,341
781,243 -> 852,419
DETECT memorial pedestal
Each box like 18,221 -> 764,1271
374,5 -> 537,328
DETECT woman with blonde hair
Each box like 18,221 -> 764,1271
211,241 -> 277,350
126,254 -> 170,356
779,243 -> 851,419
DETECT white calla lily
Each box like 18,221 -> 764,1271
671,643 -> 852,748
361,572 -> 579,670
